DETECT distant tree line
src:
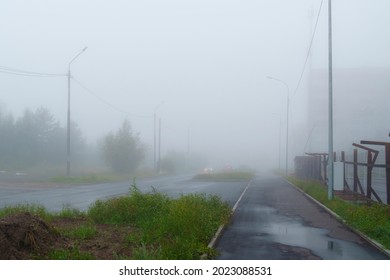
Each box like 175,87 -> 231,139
0,100 -> 160,177
0,106 -> 85,170
0,105 -> 147,175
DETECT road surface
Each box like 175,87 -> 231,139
215,174 -> 389,260
0,174 -> 248,212
0,172 -> 388,259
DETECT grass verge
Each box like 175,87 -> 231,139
193,171 -> 255,181
50,173 -> 132,185
0,185 -> 231,260
287,177 -> 390,250
87,186 -> 231,259
49,169 -> 163,185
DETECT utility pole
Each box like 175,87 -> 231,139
67,47 -> 88,176
278,116 -> 282,171
187,128 -> 190,169
67,68 -> 71,177
153,101 -> 164,172
267,76 -> 290,176
158,118 -> 162,174
154,113 -> 156,171
328,0 -> 334,199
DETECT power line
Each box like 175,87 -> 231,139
0,63 -> 151,119
71,76 -> 152,119
291,0 -> 324,101
0,65 -> 66,77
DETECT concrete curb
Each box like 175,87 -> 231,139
284,177 -> 390,258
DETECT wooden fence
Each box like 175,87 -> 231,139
294,140 -> 390,205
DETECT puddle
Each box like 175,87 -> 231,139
257,206 -> 387,259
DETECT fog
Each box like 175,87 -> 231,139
1,0 -> 389,173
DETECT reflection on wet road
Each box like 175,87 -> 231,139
257,206 -> 383,259
216,175 -> 389,260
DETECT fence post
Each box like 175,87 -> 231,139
367,151 -> 372,200
324,155 -> 328,182
386,144 -> 390,204
353,149 -> 358,192
341,151 -> 346,188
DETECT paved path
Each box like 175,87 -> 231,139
215,174 -> 389,260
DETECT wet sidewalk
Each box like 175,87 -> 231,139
215,174 -> 389,260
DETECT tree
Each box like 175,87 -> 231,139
0,106 -> 86,169
21,107 -> 61,164
160,150 -> 188,174
101,120 -> 145,173
0,108 -> 15,168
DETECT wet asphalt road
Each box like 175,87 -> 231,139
0,174 -> 248,212
215,174 -> 389,260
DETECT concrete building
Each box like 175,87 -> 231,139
305,67 -> 390,155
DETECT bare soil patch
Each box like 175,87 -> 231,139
0,213 -> 135,259
0,212 -> 61,259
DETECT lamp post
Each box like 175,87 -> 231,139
267,76 -> 290,176
67,47 -> 88,176
272,113 -> 282,171
158,118 -> 162,174
328,0 -> 334,199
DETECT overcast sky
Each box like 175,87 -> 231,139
1,0 -> 389,169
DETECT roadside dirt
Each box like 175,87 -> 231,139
0,213 -> 134,260
0,213 -> 61,259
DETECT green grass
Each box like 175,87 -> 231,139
0,204 -> 86,222
288,177 -> 390,249
0,204 -> 51,220
48,246 -> 95,260
88,186 -> 231,259
62,224 -> 98,240
50,169 -> 161,185
193,171 -> 255,181
50,173 -> 131,185
0,184 -> 231,260
55,207 -> 85,219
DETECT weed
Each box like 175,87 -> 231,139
0,204 -> 51,221
132,243 -> 162,260
1,183 -> 232,259
56,207 -> 85,219
62,224 -> 98,240
48,245 -> 95,260
87,186 -> 231,259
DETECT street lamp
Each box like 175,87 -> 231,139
267,76 -> 290,176
67,47 -> 88,176
327,0 -> 334,199
272,113 -> 282,171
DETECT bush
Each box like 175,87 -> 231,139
87,185 -> 231,259
101,120 -> 145,173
